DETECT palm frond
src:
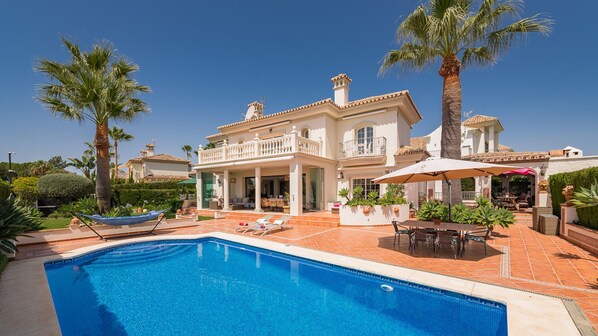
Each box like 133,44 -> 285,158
380,44 -> 440,74
487,14 -> 553,53
461,46 -> 496,67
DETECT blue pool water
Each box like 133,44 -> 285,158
45,239 -> 507,336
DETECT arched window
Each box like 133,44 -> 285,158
356,126 -> 373,154
300,128 -> 310,139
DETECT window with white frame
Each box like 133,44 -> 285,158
351,178 -> 380,198
356,126 -> 373,154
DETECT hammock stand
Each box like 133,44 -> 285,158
73,210 -> 166,241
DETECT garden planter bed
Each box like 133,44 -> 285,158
339,204 -> 408,226
561,222 -> 598,255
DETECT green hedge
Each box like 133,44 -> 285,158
549,167 -> 598,229
38,173 -> 94,199
113,181 -> 182,190
114,189 -> 179,206
0,181 -> 10,200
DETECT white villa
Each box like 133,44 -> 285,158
194,74 -> 425,215
126,143 -> 191,182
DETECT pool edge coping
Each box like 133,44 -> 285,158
2,232 -> 592,336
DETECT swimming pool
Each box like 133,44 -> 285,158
45,238 -> 507,336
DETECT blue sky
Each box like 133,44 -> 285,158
0,0 -> 596,165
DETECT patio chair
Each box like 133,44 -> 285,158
237,214 -> 274,233
409,229 -> 432,254
253,215 -> 292,236
434,231 -> 459,259
461,228 -> 492,257
391,221 -> 411,248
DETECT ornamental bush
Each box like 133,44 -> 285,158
38,173 -> 94,200
12,177 -> 40,205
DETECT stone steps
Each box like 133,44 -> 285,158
192,209 -> 339,227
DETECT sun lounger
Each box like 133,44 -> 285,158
253,215 -> 292,236
237,214 -> 274,233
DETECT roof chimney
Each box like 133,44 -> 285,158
331,73 -> 352,107
244,101 -> 264,120
145,143 -> 155,156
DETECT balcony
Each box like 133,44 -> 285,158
338,137 -> 386,166
197,133 -> 322,165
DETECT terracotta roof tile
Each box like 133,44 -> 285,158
409,137 -> 428,149
342,91 -> 409,109
464,151 -> 550,163
128,154 -> 190,164
462,115 -> 498,126
331,73 -> 352,83
217,98 -> 333,130
395,146 -> 429,156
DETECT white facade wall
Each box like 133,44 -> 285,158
145,161 -> 190,177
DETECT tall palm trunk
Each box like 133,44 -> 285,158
439,54 -> 463,204
113,140 -> 118,180
95,122 -> 112,213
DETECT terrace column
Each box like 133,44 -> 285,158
478,127 -> 486,153
255,167 -> 262,212
289,159 -> 303,216
196,171 -> 203,209
223,169 -> 230,210
305,168 -> 311,209
488,126 -> 495,153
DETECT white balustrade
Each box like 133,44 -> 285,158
198,134 -> 321,164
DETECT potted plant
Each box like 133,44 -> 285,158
416,200 -> 448,224
562,185 -> 575,205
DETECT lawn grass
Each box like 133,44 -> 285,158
197,216 -> 213,221
39,217 -> 71,230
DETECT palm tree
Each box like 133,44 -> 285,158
181,145 -> 192,161
109,126 -> 134,179
380,0 -> 551,203
68,155 -> 96,180
36,38 -> 150,212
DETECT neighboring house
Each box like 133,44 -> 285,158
194,73 -> 424,215
126,143 -> 191,182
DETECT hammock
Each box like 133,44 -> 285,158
74,210 -> 166,240
79,210 -> 165,226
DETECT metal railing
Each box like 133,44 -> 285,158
198,133 -> 321,164
338,137 -> 386,160
462,191 -> 480,201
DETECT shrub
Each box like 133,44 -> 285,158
0,195 -> 43,254
38,173 -> 94,200
416,200 -> 449,221
0,181 -> 10,200
549,167 -> 598,229
475,196 -> 491,207
0,253 -> 7,276
51,196 -> 99,218
113,181 -> 181,190
12,177 -> 40,205
105,206 -> 133,218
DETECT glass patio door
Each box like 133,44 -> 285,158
201,173 -> 214,208
357,126 -> 373,155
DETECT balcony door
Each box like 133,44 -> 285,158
356,126 -> 373,155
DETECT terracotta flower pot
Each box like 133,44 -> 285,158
433,218 -> 441,225
363,207 -> 370,215
393,207 -> 400,215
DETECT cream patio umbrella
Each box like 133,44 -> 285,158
373,157 -> 521,220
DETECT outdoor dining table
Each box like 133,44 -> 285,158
400,220 -> 480,256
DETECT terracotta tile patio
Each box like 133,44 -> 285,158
13,212 -> 598,332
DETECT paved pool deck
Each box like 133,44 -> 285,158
2,212 -> 597,335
